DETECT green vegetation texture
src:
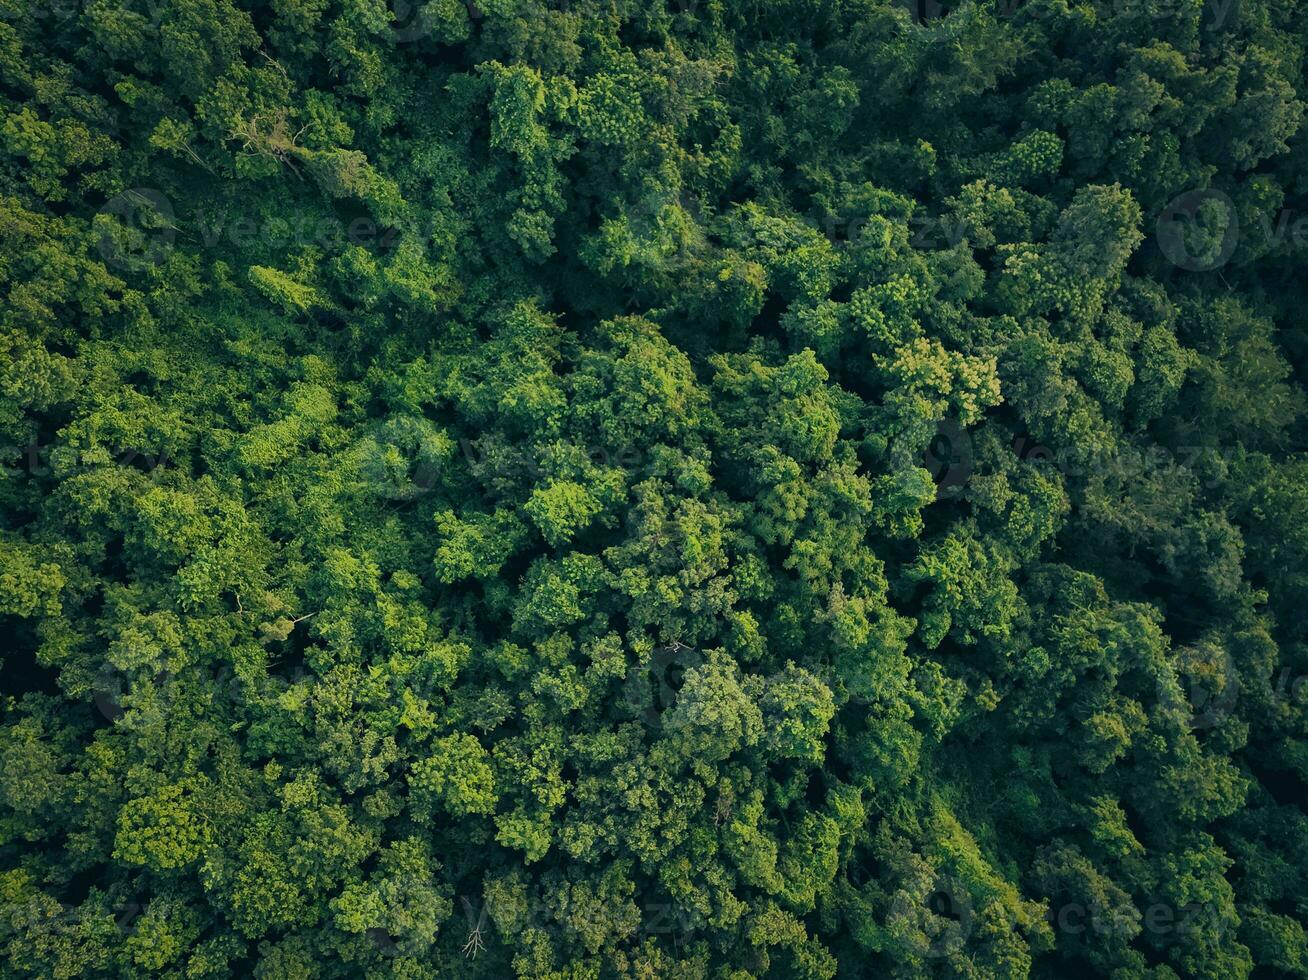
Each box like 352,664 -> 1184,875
1,0 -> 1307,977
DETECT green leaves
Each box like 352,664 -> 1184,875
410,734 -> 497,818
113,781 -> 212,871
524,480 -> 602,547
0,0 -> 1305,976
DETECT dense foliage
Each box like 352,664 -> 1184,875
1,0 -> 1307,976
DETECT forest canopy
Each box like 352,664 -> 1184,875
1,0 -> 1307,977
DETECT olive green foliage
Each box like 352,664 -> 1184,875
1,0 -> 1307,977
